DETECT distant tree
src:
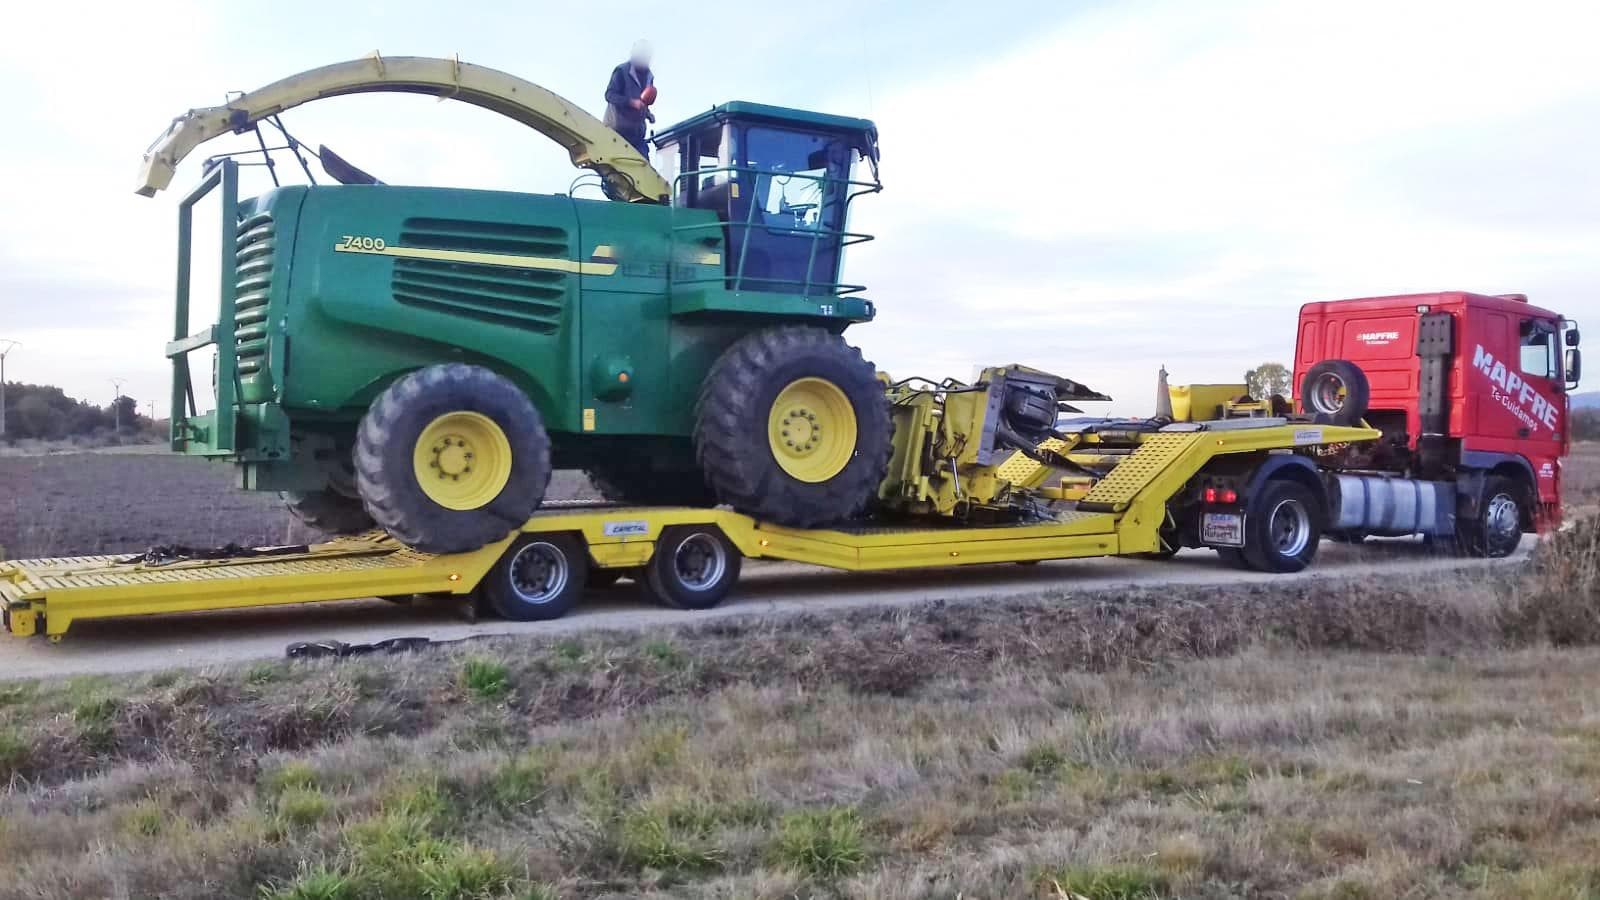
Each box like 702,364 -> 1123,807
1244,362 -> 1292,400
1,382 -> 157,443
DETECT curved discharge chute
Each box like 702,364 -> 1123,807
136,54 -> 670,203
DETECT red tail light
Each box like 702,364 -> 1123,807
1204,487 -> 1239,504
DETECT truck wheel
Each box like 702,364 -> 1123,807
588,463 -> 717,507
1455,475 -> 1526,558
1301,360 -> 1370,426
643,526 -> 742,610
483,534 -> 587,621
1242,480 -> 1323,573
280,488 -> 375,535
355,363 -> 551,554
695,327 -> 892,527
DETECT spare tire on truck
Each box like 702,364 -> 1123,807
1300,360 -> 1370,426
354,363 -> 551,554
694,326 -> 892,528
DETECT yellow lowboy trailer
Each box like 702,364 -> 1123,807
2,421 -> 1378,640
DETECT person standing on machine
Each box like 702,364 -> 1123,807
604,40 -> 656,159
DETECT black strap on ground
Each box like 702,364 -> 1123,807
285,635 -> 491,659
116,543 -> 311,567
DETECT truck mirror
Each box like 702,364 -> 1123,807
1566,348 -> 1582,388
1567,328 -> 1581,346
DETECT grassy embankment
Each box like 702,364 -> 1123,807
2,517 -> 1599,898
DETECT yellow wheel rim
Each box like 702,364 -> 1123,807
767,377 -> 857,483
412,411 -> 513,510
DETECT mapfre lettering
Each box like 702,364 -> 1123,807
1471,344 -> 1559,430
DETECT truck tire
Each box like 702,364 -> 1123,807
354,363 -> 551,554
1301,360 -> 1370,426
643,526 -> 742,610
588,463 -> 717,507
694,326 -> 892,528
1241,479 -> 1323,573
482,534 -> 587,621
1454,475 -> 1526,558
280,489 -> 375,535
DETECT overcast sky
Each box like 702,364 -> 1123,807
2,0 -> 1597,417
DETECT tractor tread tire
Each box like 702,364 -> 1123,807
693,326 -> 892,528
280,489 -> 376,535
354,363 -> 550,554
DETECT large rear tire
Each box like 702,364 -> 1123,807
354,364 -> 550,554
694,326 -> 892,527
280,489 -> 375,535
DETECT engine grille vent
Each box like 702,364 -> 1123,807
392,218 -> 569,333
234,212 -> 275,375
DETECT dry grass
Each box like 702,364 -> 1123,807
2,530 -> 1599,898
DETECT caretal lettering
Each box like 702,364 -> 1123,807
1472,344 -> 1559,431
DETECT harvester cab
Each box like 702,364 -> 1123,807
654,103 -> 881,297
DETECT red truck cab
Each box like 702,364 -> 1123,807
1295,291 -> 1580,537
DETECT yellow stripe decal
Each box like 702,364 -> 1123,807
334,242 -> 618,276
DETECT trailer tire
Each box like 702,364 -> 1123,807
1241,479 -> 1323,573
695,326 -> 892,527
355,364 -> 551,554
1454,475 -> 1527,559
280,489 -> 375,535
588,462 -> 717,508
643,526 -> 742,610
484,534 -> 587,621
1301,360 -> 1370,426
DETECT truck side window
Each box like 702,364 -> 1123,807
1519,320 -> 1556,379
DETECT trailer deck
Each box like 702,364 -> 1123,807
2,421 -> 1378,640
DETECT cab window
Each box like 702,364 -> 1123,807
1519,320 -> 1557,379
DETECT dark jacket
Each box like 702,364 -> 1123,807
604,62 -> 654,137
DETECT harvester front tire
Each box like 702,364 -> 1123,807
354,363 -> 551,554
280,489 -> 375,535
694,326 -> 892,528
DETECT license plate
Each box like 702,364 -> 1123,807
1201,512 -> 1245,547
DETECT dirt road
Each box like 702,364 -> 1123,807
1,537 -> 1529,680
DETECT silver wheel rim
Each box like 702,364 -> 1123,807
1309,374 -> 1348,416
1268,499 -> 1312,558
508,541 -> 568,605
1485,493 -> 1520,545
673,533 -> 727,592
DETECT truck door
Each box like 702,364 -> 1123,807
1472,315 -> 1564,503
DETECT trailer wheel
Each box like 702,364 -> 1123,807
695,326 -> 892,527
1455,475 -> 1526,558
355,364 -> 551,554
1241,480 -> 1323,573
1301,360 -> 1370,426
643,526 -> 742,610
280,488 -> 375,535
484,534 -> 587,621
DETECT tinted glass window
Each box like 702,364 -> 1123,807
1520,321 -> 1556,378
